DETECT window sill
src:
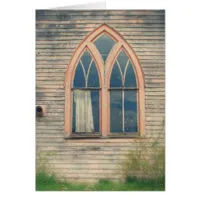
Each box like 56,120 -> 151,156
64,133 -> 144,140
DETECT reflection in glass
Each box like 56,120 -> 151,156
87,61 -> 99,87
110,53 -> 138,133
81,50 -> 92,74
124,90 -> 138,132
94,34 -> 115,62
117,50 -> 129,75
91,91 -> 99,132
72,96 -> 76,132
110,61 -> 122,87
110,91 -> 122,132
73,61 -> 85,88
124,62 -> 137,87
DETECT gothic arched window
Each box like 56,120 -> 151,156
110,49 -> 138,133
65,24 -> 145,138
72,49 -> 100,134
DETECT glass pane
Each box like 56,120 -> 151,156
124,90 -> 138,132
117,49 -> 129,75
87,61 -> 99,87
94,34 -> 115,62
72,90 -> 99,132
80,50 -> 92,74
102,55 -> 107,62
110,91 -> 122,132
124,62 -> 137,87
73,61 -> 85,88
110,61 -> 122,87
91,91 -> 99,132
72,96 -> 76,132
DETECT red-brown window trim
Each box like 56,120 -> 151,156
64,24 -> 145,138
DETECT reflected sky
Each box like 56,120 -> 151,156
117,49 -> 129,75
94,34 -> 115,62
110,91 -> 122,132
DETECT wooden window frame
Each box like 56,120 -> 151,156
64,24 -> 145,138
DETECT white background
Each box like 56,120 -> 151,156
0,0 -> 200,199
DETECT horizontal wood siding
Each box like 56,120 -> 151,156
36,10 -> 165,183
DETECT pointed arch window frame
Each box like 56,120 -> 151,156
72,48 -> 101,88
65,24 -> 145,138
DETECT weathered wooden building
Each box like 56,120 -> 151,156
36,10 -> 165,183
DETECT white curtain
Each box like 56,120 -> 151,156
73,90 -> 94,132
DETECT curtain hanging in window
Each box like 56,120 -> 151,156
73,90 -> 94,132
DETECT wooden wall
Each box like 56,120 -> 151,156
36,10 -> 165,183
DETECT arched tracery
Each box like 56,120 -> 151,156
65,24 -> 145,137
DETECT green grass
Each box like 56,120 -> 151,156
36,171 -> 165,191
